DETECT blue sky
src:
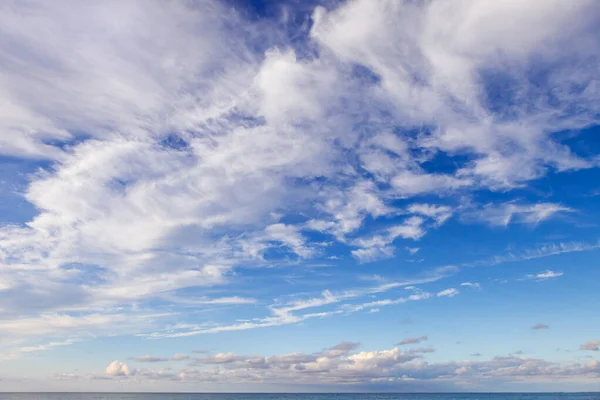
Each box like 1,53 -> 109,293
1,0 -> 600,393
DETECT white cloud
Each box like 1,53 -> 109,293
460,282 -> 481,290
172,354 -> 190,361
105,361 -> 134,377
437,288 -> 459,297
408,204 -> 453,226
0,339 -> 77,361
526,270 -> 564,281
350,216 -> 425,263
311,0 -> 600,191
141,275 -> 450,339
466,203 -> 572,227
391,171 -> 472,197
477,241 -> 600,267
351,246 -> 395,263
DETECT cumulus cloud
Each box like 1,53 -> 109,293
531,324 -> 550,330
105,361 -> 134,377
172,354 -> 190,361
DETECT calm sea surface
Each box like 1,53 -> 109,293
0,394 -> 598,400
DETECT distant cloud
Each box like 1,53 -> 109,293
512,350 -> 524,355
579,340 -> 600,351
407,247 -> 420,255
171,354 -> 189,361
129,355 -> 169,363
325,342 -> 361,357
193,352 -> 244,364
437,288 -> 459,297
397,336 -> 428,346
460,282 -> 481,290
87,340 -> 600,387
525,270 -> 564,280
531,324 -> 549,330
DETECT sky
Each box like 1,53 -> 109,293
0,0 -> 600,393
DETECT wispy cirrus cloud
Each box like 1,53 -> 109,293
464,203 -> 573,227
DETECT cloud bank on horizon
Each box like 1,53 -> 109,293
0,0 -> 600,392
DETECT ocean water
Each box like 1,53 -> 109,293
0,394 -> 598,400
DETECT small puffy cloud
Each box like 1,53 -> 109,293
130,355 -> 169,362
172,354 -> 189,361
471,353 -> 482,357
531,324 -> 549,330
437,288 -> 459,297
579,340 -> 600,351
397,336 -> 428,346
105,361 -> 134,377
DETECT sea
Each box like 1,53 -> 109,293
0,394 -> 598,400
